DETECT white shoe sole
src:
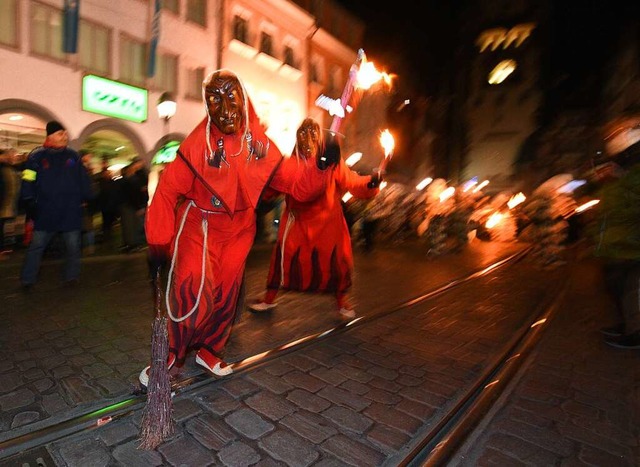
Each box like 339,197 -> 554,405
139,355 -> 176,387
248,302 -> 277,312
338,308 -> 356,319
196,354 -> 233,376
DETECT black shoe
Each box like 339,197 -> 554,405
605,332 -> 640,349
600,324 -> 625,337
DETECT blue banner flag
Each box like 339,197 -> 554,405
62,0 -> 80,54
147,0 -> 161,77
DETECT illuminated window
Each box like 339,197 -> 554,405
233,15 -> 249,44
259,31 -> 274,57
120,35 -> 146,86
488,60 -> 517,85
156,53 -> 178,94
30,3 -> 65,61
0,0 -> 18,48
186,66 -> 205,99
79,19 -> 110,75
186,0 -> 206,27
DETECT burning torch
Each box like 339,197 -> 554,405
315,49 -> 391,134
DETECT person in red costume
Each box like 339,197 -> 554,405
248,117 -> 382,319
140,71 -> 338,386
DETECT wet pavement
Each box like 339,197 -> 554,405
0,238 -> 638,466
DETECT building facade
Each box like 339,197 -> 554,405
0,0 -> 374,190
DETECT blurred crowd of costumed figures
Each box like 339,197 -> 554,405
337,172 -> 595,267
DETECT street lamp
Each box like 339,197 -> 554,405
157,91 -> 176,131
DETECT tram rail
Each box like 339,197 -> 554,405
0,246 -> 547,464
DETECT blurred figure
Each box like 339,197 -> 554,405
0,147 -> 25,257
20,121 -> 94,289
587,154 -> 640,349
141,70 -> 337,386
79,149 -> 99,255
248,118 -> 381,319
120,157 -> 148,252
96,158 -> 121,245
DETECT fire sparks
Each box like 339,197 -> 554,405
439,186 -> 455,202
342,192 -> 353,203
416,177 -> 433,191
472,180 -> 490,193
379,129 -> 395,156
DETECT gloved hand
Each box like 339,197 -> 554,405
367,171 -> 383,189
317,132 -> 341,170
147,244 -> 170,282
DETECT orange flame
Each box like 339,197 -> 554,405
379,129 -> 395,156
357,60 -> 392,89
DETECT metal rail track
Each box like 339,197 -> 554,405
0,247 -> 532,462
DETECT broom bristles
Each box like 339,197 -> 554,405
138,273 -> 174,450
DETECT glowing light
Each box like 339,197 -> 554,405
473,180 -> 490,193
108,163 -> 126,172
379,181 -> 388,190
439,186 -> 455,202
345,152 -> 362,167
488,60 -> 517,84
8,115 -> 23,121
462,177 -> 478,192
531,318 -> 547,328
342,192 -> 353,203
486,211 -> 504,228
507,192 -> 526,209
574,199 -> 600,213
379,129 -> 395,157
558,179 -> 586,193
416,177 -> 433,191
115,146 -> 125,152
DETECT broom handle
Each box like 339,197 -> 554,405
155,270 -> 163,318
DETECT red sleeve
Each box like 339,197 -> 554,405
337,160 -> 379,199
269,156 -> 329,202
145,155 -> 194,246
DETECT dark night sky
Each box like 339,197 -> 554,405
337,0 -> 638,102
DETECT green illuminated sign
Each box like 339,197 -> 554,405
152,141 -> 180,165
82,75 -> 148,123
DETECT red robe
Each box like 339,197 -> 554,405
265,158 -> 378,298
146,110 -> 329,362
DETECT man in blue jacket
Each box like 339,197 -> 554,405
20,121 -> 93,289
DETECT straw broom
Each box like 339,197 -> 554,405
138,270 -> 174,449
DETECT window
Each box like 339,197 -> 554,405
30,2 -> 65,61
186,0 -> 206,27
259,31 -> 273,57
0,0 -> 18,48
233,15 -> 249,44
156,53 -> 178,94
120,35 -> 146,86
79,19 -> 110,75
283,46 -> 296,68
186,66 -> 205,99
163,0 -> 179,14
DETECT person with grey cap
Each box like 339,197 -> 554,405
19,121 -> 94,290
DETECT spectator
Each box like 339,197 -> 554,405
248,117 -> 381,319
587,154 -> 640,349
140,70 -> 337,386
19,121 -> 94,289
120,157 -> 149,252
79,149 -> 99,255
95,158 -> 121,245
0,147 -> 25,257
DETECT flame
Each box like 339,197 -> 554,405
342,192 -> 353,203
379,181 -> 387,190
345,152 -> 362,167
486,211 -> 504,228
574,199 -> 600,213
439,186 -> 455,202
379,129 -> 395,156
356,60 -> 392,89
507,192 -> 526,209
